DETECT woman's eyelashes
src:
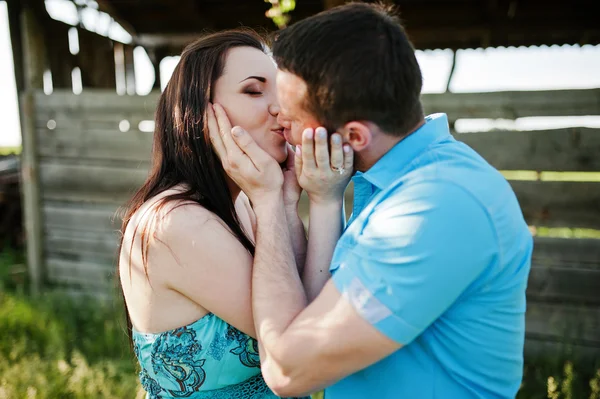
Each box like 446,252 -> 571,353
243,85 -> 263,96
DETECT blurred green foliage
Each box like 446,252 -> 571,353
0,249 -> 598,398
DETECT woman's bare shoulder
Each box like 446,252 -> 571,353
125,188 -> 227,245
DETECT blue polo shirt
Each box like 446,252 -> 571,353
326,114 -> 533,399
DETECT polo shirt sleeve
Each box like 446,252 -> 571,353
331,181 -> 498,345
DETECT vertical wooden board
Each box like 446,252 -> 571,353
20,5 -> 46,295
46,19 -> 73,89
124,44 -> 136,95
78,29 -> 117,89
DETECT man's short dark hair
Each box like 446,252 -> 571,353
273,2 -> 424,136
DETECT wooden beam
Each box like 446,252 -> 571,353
19,2 -> 46,295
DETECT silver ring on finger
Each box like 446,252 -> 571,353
331,165 -> 345,175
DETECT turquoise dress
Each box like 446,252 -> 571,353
133,312 -> 308,399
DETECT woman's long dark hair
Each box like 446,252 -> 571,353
117,29 -> 266,343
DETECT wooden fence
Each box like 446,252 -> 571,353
26,88 -> 600,359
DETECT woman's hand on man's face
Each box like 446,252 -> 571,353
207,103 -> 284,203
295,127 -> 354,205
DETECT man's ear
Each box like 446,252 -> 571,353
340,121 -> 372,152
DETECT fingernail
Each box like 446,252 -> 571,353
232,127 -> 243,137
332,134 -> 341,144
304,128 -> 313,140
316,127 -> 327,139
295,146 -> 301,156
343,144 -> 351,153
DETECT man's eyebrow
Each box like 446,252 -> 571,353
239,76 -> 267,83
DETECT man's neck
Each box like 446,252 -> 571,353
355,119 -> 425,173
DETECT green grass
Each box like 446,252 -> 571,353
1,250 -> 599,398
0,146 -> 21,156
0,249 -> 142,398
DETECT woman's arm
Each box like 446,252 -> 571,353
153,203 -> 259,338
302,199 -> 344,302
285,203 -> 308,275
297,128 -> 353,301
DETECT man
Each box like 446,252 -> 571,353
210,3 -> 533,398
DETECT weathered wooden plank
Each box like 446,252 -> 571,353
46,257 -> 115,288
35,124 -> 600,170
45,228 -> 120,263
532,237 -> 600,267
527,237 -> 600,304
455,128 -> 600,172
527,265 -> 600,305
43,201 -> 122,232
525,303 -> 600,346
35,88 -> 600,119
423,89 -> 600,120
524,337 -> 600,362
36,111 -> 155,130
35,90 -> 160,111
49,287 -> 112,303
39,162 -> 148,203
511,181 -> 600,228
37,128 -> 153,163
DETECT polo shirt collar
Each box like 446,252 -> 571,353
357,113 -> 451,190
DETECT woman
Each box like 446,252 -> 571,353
118,29 -> 350,398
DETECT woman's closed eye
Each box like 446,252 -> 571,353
244,86 -> 263,96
